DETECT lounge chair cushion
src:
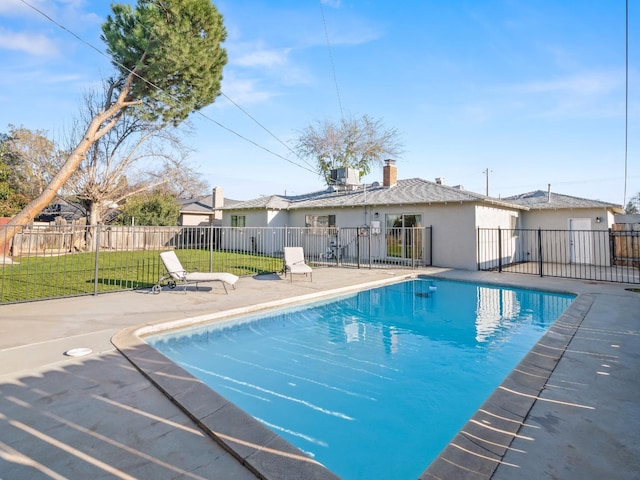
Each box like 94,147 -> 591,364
287,262 -> 312,275
157,251 -> 239,293
184,272 -> 239,286
284,247 -> 312,281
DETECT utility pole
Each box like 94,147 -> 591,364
483,168 -> 490,196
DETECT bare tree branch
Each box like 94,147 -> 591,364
294,114 -> 404,185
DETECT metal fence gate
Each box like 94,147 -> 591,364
477,227 -> 640,284
294,226 -> 432,269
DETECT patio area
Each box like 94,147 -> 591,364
1,267 -> 639,479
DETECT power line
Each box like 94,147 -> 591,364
489,174 -> 639,193
319,0 -> 344,119
19,0 -> 112,65
194,108 -> 317,174
623,0 -> 629,207
18,0 -> 317,176
219,92 -> 316,170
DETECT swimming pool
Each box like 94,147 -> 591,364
148,278 -> 574,479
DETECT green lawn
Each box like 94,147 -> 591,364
0,249 -> 282,304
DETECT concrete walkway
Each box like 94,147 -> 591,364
0,268 -> 639,479
422,271 -> 640,480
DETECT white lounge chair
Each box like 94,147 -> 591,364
153,251 -> 239,294
283,247 -> 312,282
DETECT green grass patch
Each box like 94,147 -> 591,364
0,249 -> 281,304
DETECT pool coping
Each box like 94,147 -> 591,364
112,274 -> 416,479
420,290 -> 592,479
111,273 -> 588,480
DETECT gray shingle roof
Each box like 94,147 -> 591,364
36,199 -> 87,222
179,195 -> 242,213
503,190 -> 622,210
224,178 -> 522,211
221,195 -> 291,210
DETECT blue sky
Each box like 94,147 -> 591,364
1,0 -> 637,205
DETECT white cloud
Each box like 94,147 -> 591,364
59,0 -> 89,8
320,0 -> 342,8
0,28 -> 58,55
327,26 -> 381,47
0,0 -> 35,15
4,70 -> 83,87
234,47 -> 290,69
219,76 -> 277,106
228,41 -> 313,87
490,70 -> 626,120
41,72 -> 85,84
0,0 -> 86,15
517,71 -> 621,96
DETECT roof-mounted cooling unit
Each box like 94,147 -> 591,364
330,167 -> 360,186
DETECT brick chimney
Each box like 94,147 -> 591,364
383,159 -> 397,187
212,186 -> 224,222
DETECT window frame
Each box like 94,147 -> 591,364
305,214 -> 336,233
231,215 -> 246,227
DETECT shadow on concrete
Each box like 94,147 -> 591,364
251,273 -> 283,281
0,352 -> 259,479
112,339 -> 340,480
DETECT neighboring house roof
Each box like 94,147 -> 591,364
179,194 -> 242,214
504,190 -> 623,212
36,199 -> 87,222
224,178 -> 524,211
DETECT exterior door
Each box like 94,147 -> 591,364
386,214 -> 423,259
569,218 -> 592,264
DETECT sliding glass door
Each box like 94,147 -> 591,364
386,214 -> 423,260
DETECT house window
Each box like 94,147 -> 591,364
305,214 -> 336,233
231,215 -> 246,227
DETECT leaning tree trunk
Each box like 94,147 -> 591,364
0,78 -> 138,253
0,150 -> 91,255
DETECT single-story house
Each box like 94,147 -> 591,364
220,160 -> 623,270
178,187 -> 241,226
503,189 -> 620,232
499,189 -> 625,267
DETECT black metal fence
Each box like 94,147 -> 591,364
304,226 -> 432,269
0,224 -> 432,304
478,228 -> 640,284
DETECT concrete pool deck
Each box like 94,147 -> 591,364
0,268 -> 638,479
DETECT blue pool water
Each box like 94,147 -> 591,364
148,279 -> 574,479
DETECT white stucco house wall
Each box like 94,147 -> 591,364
220,161 -> 623,271
220,161 -> 533,269
503,189 -> 622,231
500,189 -> 624,267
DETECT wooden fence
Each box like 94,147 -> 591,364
611,223 -> 640,268
8,224 -> 182,256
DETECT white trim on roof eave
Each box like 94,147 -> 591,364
480,198 -> 530,211
179,209 -> 215,214
283,198 -> 529,211
523,204 -> 623,213
221,207 -> 286,212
